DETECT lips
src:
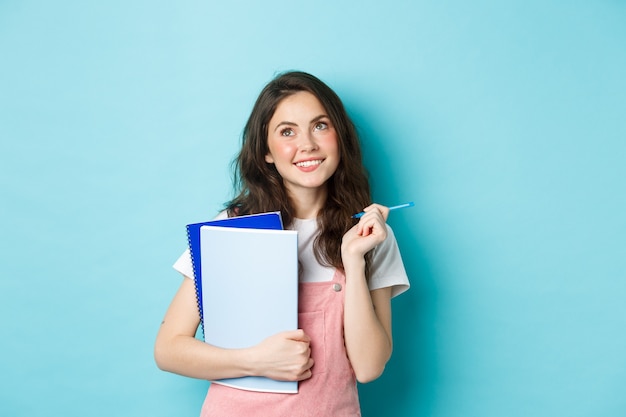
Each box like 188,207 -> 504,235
294,159 -> 323,168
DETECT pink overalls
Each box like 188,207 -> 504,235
200,270 -> 361,417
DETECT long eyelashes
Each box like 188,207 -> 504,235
279,120 -> 330,137
280,128 -> 295,137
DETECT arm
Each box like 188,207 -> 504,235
341,204 -> 394,383
154,277 -> 314,382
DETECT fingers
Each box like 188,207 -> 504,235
357,203 -> 390,222
288,332 -> 314,380
290,330 -> 313,372
355,204 -> 389,237
282,329 -> 311,343
296,358 -> 315,381
257,330 -> 314,381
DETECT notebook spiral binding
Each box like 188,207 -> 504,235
186,224 -> 205,339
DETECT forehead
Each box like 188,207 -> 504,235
270,91 -> 327,124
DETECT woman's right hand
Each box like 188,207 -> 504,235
250,329 -> 314,381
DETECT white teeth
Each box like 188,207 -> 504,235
295,160 -> 322,167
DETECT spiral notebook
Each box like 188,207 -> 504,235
186,212 -> 299,393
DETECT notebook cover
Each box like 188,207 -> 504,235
199,225 -> 298,393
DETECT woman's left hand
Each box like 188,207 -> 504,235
341,204 -> 389,261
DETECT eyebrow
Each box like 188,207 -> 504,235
272,114 -> 329,132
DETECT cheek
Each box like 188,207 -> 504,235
272,142 -> 298,161
321,134 -> 340,156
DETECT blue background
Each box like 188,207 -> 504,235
1,1 -> 625,416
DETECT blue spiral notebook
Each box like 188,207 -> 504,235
186,212 -> 299,393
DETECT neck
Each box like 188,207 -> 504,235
288,186 -> 327,219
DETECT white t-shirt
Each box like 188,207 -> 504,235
173,214 -> 410,298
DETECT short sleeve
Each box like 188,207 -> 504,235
368,225 -> 410,298
173,249 -> 194,279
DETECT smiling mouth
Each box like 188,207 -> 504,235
295,159 -> 323,168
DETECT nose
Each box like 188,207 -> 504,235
298,132 -> 318,152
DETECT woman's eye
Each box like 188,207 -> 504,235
280,128 -> 295,137
314,122 -> 328,130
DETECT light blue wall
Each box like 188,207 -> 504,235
1,1 -> 625,416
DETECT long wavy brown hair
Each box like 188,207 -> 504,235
226,71 -> 372,274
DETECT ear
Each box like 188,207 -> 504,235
265,153 -> 274,164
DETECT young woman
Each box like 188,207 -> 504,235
155,71 -> 409,416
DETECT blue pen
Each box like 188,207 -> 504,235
352,202 -> 415,219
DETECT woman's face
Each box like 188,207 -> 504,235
265,91 -> 340,197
